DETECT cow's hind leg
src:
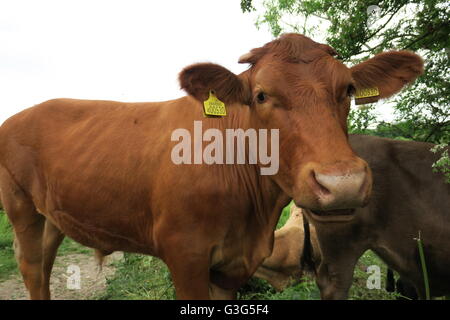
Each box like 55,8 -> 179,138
41,220 -> 65,299
11,213 -> 46,300
0,169 -> 46,299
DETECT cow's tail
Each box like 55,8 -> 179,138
300,214 -> 316,275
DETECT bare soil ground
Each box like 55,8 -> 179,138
0,251 -> 123,300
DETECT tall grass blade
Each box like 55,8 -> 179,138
416,231 -> 431,300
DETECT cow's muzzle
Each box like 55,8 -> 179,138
295,158 -> 372,215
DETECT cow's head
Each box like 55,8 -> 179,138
179,33 -> 423,219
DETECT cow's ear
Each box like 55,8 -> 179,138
350,51 -> 424,99
179,63 -> 251,104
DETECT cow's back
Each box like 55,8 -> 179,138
350,135 -> 450,219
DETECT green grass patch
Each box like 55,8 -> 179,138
276,201 -> 293,229
97,253 -> 175,300
349,250 -> 397,300
238,276 -> 320,300
0,212 -> 17,280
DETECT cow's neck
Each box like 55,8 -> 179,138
197,102 -> 286,220
204,106 -> 290,268
169,96 -> 291,264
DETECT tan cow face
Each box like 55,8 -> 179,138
179,33 -> 423,218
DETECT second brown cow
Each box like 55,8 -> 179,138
256,135 -> 450,299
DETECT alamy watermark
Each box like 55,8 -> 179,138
366,265 -> 381,289
66,264 -> 81,290
367,5 -> 381,27
171,121 -> 279,175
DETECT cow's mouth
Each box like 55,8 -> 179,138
305,208 -> 356,222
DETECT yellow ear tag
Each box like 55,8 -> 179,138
203,90 -> 227,117
354,87 -> 380,105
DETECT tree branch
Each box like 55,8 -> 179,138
402,30 -> 434,50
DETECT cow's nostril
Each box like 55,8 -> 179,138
311,169 -> 368,210
315,171 -> 366,193
310,170 -> 331,197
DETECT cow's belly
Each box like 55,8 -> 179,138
42,206 -> 155,255
35,162 -> 156,254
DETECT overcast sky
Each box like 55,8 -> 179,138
1,0 -> 395,125
0,0 -> 275,123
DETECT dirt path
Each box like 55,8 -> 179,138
0,251 -> 123,300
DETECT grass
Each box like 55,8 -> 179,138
349,251 -> 397,300
0,213 -> 16,280
98,253 -> 176,300
0,210 -> 90,281
97,203 -> 397,300
276,201 -> 293,229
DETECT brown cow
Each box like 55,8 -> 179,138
302,135 -> 450,299
254,205 -> 320,291
0,34 -> 422,299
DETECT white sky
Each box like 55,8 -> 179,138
0,0 -> 274,124
0,0 -> 394,125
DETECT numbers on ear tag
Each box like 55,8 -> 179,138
203,90 -> 227,117
354,87 -> 380,105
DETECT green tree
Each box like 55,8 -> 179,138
241,0 -> 449,144
431,144 -> 450,183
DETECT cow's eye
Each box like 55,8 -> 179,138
347,84 -> 356,97
256,92 -> 267,104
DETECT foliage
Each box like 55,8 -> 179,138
241,0 -> 450,145
348,104 -> 377,135
0,212 -> 16,280
431,144 -> 450,183
276,201 -> 293,228
238,276 -> 320,300
349,250 -> 398,300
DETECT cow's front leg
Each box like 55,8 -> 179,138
161,239 -> 211,299
209,282 -> 237,300
315,255 -> 360,300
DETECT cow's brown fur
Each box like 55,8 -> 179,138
256,136 -> 449,299
305,135 -> 450,299
0,34 -> 422,299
